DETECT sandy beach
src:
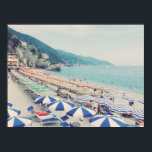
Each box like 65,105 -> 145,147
8,67 -> 144,127
8,74 -> 91,127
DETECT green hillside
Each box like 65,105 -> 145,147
8,27 -> 113,66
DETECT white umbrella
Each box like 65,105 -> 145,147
8,117 -> 32,127
66,107 -> 96,119
89,115 -> 127,127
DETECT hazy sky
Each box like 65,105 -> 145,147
8,25 -> 144,66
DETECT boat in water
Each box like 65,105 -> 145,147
104,66 -> 110,69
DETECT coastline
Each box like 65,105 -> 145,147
50,73 -> 144,100
50,65 -> 144,99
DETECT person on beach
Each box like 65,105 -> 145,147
93,107 -> 97,113
56,86 -> 61,96
135,120 -> 144,127
129,101 -> 134,107
94,88 -> 97,96
87,100 -> 93,109
110,97 -> 115,102
97,104 -> 102,114
100,90 -> 106,98
100,90 -> 103,94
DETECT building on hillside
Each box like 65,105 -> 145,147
8,53 -> 19,71
21,41 -> 27,47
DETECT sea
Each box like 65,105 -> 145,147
50,65 -> 144,97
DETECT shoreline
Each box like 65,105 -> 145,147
50,65 -> 144,99
51,71 -> 144,99
22,66 -> 144,100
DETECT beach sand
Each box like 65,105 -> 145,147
8,76 -> 61,127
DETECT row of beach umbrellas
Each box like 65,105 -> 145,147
8,95 -> 143,127
35,95 -> 144,120
35,96 -> 96,119
77,94 -> 144,105
77,95 -> 144,120
11,70 -> 56,96
38,98 -> 128,127
34,95 -> 144,123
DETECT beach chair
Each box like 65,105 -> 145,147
30,94 -> 40,101
24,89 -> 35,94
103,109 -> 113,115
70,122 -> 81,127
60,122 -> 71,127
61,115 -> 70,121
27,106 -> 51,115
27,106 -> 58,126
37,115 -> 59,126
122,113 -> 133,118
27,106 -> 51,117
8,103 -> 13,107
60,115 -> 83,127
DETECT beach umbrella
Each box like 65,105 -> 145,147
132,109 -> 144,120
89,115 -> 127,127
35,96 -> 59,104
66,107 -> 96,119
8,108 -> 21,119
94,98 -> 114,106
109,104 -> 133,113
122,95 -> 137,103
8,103 -> 13,107
47,100 -> 74,111
77,95 -> 95,102
8,117 -> 32,127
47,100 -> 74,117
104,93 -> 120,98
137,100 -> 144,104
109,104 -> 124,110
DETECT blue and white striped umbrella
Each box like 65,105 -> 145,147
122,96 -> 138,103
8,117 -> 32,127
47,100 -> 74,112
109,104 -> 133,113
8,108 -> 21,119
132,109 -> 144,120
122,95 -> 135,101
66,107 -> 96,118
94,98 -> 112,106
94,98 -> 114,106
35,96 -> 59,105
77,95 -> 95,102
122,95 -> 144,105
89,115 -> 127,127
104,93 -> 120,98
137,100 -> 144,104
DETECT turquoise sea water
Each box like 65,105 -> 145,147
50,66 -> 144,95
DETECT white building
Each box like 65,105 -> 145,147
21,41 -> 27,47
8,53 -> 19,69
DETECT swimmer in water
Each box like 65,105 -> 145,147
130,85 -> 133,88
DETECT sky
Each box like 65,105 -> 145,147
8,25 -> 144,66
